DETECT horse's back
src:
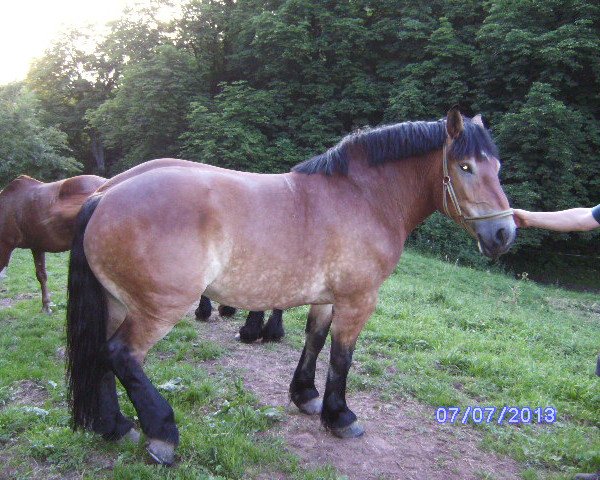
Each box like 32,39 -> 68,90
98,159 -> 223,193
58,175 -> 106,200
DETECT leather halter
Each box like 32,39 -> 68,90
442,144 -> 514,238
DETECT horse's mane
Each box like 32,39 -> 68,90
292,118 -> 499,175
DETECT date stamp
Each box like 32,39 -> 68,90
435,406 -> 557,425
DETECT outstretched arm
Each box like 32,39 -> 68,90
513,206 -> 600,232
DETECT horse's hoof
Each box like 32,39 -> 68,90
330,421 -> 365,438
42,306 -> 53,315
238,327 -> 261,343
298,397 -> 322,415
194,311 -> 209,322
147,439 -> 176,466
260,329 -> 284,342
119,427 -> 141,444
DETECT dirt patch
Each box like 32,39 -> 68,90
545,297 -> 600,320
6,379 -> 49,408
0,298 -> 14,309
194,312 -> 522,480
0,292 -> 37,310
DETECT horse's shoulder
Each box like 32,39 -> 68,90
58,175 -> 105,200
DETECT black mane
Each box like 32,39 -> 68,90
292,118 -> 499,175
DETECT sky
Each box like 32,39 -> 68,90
0,0 -> 137,85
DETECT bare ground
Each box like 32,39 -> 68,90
0,292 -> 37,310
195,312 -> 523,480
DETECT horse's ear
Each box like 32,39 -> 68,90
446,107 -> 464,140
472,114 -> 484,128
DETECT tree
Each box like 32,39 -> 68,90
0,84 -> 81,186
181,81 -> 298,172
87,45 -> 202,172
475,0 -> 600,117
495,82 -> 600,249
26,3 -> 171,175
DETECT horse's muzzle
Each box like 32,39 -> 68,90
475,217 -> 517,259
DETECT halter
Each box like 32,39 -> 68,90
442,144 -> 514,238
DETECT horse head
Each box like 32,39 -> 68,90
441,107 -> 516,259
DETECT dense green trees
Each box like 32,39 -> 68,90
0,84 -> 80,186
2,0 -> 598,265
88,45 -> 202,170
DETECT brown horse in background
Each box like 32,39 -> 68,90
0,174 -> 105,312
65,108 -> 516,465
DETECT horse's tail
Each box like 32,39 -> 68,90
66,194 -> 106,430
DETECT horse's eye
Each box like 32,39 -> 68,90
460,164 -> 472,173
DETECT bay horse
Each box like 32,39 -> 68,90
65,108 -> 515,465
0,174 -> 105,312
98,159 -> 285,342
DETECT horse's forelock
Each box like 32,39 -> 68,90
449,119 -> 499,162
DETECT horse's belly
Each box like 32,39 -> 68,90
204,270 -> 332,310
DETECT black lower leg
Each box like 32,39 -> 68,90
195,295 -> 213,321
106,339 -> 179,446
261,309 -> 285,341
218,305 -> 237,317
289,314 -> 330,406
92,370 -> 135,440
321,339 -> 356,429
239,311 -> 265,343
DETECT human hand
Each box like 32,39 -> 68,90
512,209 -> 529,228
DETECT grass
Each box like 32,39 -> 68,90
283,251 -> 600,479
0,248 -> 599,479
0,250 -> 338,479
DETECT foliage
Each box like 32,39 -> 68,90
87,45 -> 202,172
495,83 -> 600,250
4,0 -> 600,267
0,84 -> 81,187
182,81 -> 300,172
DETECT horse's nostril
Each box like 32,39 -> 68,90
496,227 -> 507,245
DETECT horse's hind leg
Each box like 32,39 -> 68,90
93,371 -> 138,441
261,309 -> 285,342
238,311 -> 265,343
290,304 -> 333,414
195,295 -> 213,321
106,316 -> 179,465
31,250 -> 52,314
92,300 -> 138,442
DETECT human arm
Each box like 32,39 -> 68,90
513,206 -> 600,232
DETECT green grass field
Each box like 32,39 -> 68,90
0,249 -> 598,479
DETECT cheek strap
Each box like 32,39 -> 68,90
442,145 -> 514,239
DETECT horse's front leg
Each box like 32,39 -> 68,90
321,293 -> 377,438
290,304 -> 333,414
32,250 -> 52,314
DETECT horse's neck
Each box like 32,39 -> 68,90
348,152 -> 441,239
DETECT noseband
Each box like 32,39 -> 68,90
442,145 -> 514,238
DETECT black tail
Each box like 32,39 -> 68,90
66,195 -> 107,430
